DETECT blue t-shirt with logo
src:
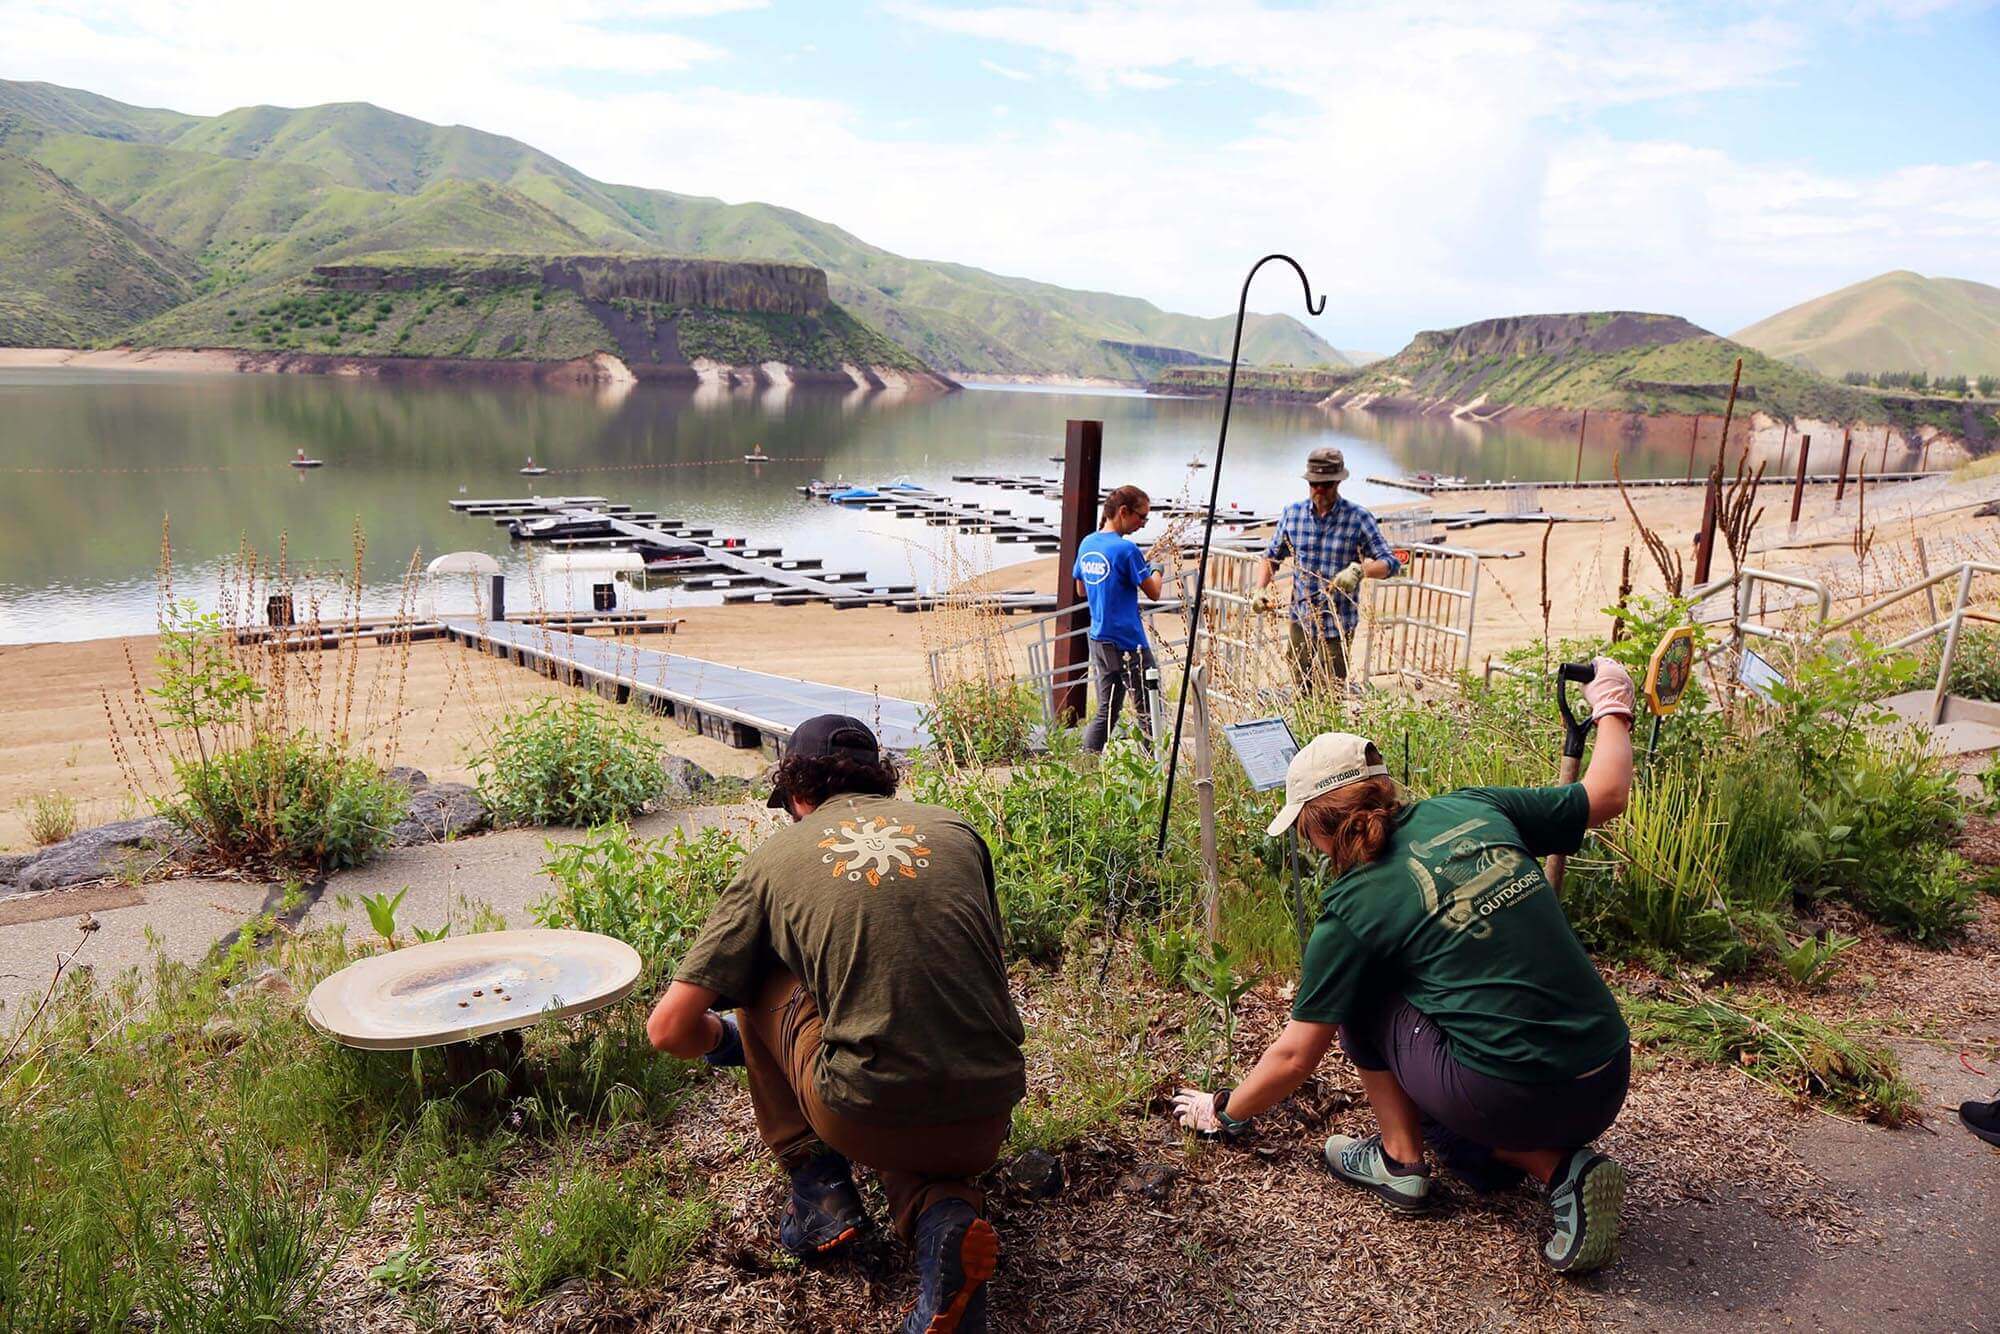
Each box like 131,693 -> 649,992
1072,530 -> 1155,650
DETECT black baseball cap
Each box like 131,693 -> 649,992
766,713 -> 881,807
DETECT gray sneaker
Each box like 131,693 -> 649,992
1323,1132 -> 1432,1214
1543,1147 -> 1626,1274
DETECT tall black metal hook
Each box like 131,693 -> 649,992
1155,254 -> 1324,855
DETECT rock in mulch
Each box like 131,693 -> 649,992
1116,1162 -> 1181,1203
1004,1148 -> 1066,1199
385,768 -> 489,846
7,816 -> 174,893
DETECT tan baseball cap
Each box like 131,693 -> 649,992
1304,446 -> 1350,483
1266,732 -> 1389,836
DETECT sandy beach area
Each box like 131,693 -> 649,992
6,469 -> 1999,851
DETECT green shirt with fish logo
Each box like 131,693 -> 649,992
1292,783 -> 1628,1082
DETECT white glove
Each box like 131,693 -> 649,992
1331,562 -> 1364,596
1583,655 -> 1637,723
1170,1087 -> 1222,1134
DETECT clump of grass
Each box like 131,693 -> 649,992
503,1164 -> 711,1305
21,789 -> 79,845
164,730 -> 406,871
922,676 -> 1042,766
1626,987 -> 1920,1126
474,695 -> 668,827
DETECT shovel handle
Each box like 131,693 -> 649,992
1555,661 -> 1597,762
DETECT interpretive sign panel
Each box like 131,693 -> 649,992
1221,717 -> 1300,792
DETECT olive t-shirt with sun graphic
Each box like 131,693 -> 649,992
1292,784 -> 1628,1083
675,793 -> 1026,1124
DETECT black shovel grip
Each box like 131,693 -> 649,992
1555,661 -> 1597,760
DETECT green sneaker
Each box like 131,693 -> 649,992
1323,1132 -> 1432,1214
1543,1147 -> 1626,1274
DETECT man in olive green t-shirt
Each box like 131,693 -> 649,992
647,714 -> 1022,1334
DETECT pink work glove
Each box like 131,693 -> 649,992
1582,655 -> 1636,723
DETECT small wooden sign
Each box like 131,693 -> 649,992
1645,626 -> 1698,716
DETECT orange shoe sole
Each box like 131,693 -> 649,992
919,1218 -> 999,1333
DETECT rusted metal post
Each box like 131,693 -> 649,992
1684,414 -> 1700,481
1777,421 -> 1790,476
1572,409 -> 1588,486
1835,428 -> 1854,503
1789,434 -> 1811,524
1693,472 -> 1719,585
1053,418 -> 1102,724
1879,428 -> 1891,474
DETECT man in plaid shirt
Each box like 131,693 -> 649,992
1253,446 -> 1400,687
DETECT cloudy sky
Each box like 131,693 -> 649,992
6,0 -> 1998,352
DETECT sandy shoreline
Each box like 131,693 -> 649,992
7,472 -> 1999,850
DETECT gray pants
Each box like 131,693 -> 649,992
1082,640 -> 1156,753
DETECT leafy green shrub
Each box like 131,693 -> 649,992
166,731 -> 404,871
474,696 -> 668,827
917,736 -> 1193,960
923,677 -> 1041,766
1626,988 -> 1918,1125
1926,626 -> 2000,701
534,823 -> 745,977
503,1165 -> 710,1303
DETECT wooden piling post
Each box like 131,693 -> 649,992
1835,428 -> 1854,503
1572,409 -> 1588,486
1777,421 -> 1791,475
1790,434 -> 1811,524
1053,419 -> 1102,724
1684,414 -> 1700,482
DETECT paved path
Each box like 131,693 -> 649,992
0,804 -> 779,1020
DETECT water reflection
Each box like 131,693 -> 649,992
0,371 -> 1690,642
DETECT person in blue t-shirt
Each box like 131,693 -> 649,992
1071,485 -> 1164,752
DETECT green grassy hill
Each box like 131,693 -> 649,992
0,150 -> 200,346
1330,311 -> 1997,447
0,79 -> 1344,377
1733,270 -> 2000,379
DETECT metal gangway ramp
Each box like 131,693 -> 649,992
444,617 -> 928,757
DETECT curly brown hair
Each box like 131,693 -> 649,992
770,751 -> 899,810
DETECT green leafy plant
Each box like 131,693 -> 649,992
164,731 -> 405,871
474,696 -> 668,828
1184,942 -> 1258,1083
1778,931 -> 1858,989
361,888 -> 408,948
534,823 -> 746,977
369,1201 -> 436,1293
922,677 -> 1041,766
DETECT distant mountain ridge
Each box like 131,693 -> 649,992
0,79 -> 1345,379
1734,271 -> 2000,379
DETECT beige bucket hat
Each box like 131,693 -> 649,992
1266,731 -> 1389,836
1303,446 -> 1350,483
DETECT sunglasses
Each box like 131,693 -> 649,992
1308,479 -> 1338,490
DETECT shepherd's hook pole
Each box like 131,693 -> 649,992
1156,254 -> 1324,855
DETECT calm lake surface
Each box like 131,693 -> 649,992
0,371 -> 1693,643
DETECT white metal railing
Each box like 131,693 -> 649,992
1360,544 -> 1484,684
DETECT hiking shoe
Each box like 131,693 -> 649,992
778,1151 -> 869,1258
1323,1132 -> 1432,1214
1962,1097 -> 2000,1147
1543,1147 -> 1626,1274
900,1199 -> 998,1334
1421,1116 -> 1526,1195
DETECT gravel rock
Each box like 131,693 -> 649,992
1117,1162 -> 1181,1202
660,755 -> 717,802
11,816 -> 173,892
388,783 -> 488,846
1006,1149 -> 1066,1199
387,766 -> 431,790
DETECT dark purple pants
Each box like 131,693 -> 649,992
1338,995 -> 1629,1153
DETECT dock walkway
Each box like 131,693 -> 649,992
442,617 -> 927,756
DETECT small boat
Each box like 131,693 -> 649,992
744,446 -> 771,463
289,449 -> 323,469
520,456 -> 549,476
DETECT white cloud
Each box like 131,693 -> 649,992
979,58 -> 1035,81
4,0 -> 1997,350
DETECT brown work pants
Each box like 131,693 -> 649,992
1289,620 -> 1350,688
737,968 -> 1012,1242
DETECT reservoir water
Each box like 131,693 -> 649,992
0,371 -> 1694,643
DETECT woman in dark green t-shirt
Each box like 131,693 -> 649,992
1170,657 -> 1639,1276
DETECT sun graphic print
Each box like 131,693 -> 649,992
817,816 -> 931,887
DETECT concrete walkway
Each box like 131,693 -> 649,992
0,803 -> 779,1020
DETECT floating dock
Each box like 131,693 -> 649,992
1369,471 -> 1946,496
442,617 -> 926,756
